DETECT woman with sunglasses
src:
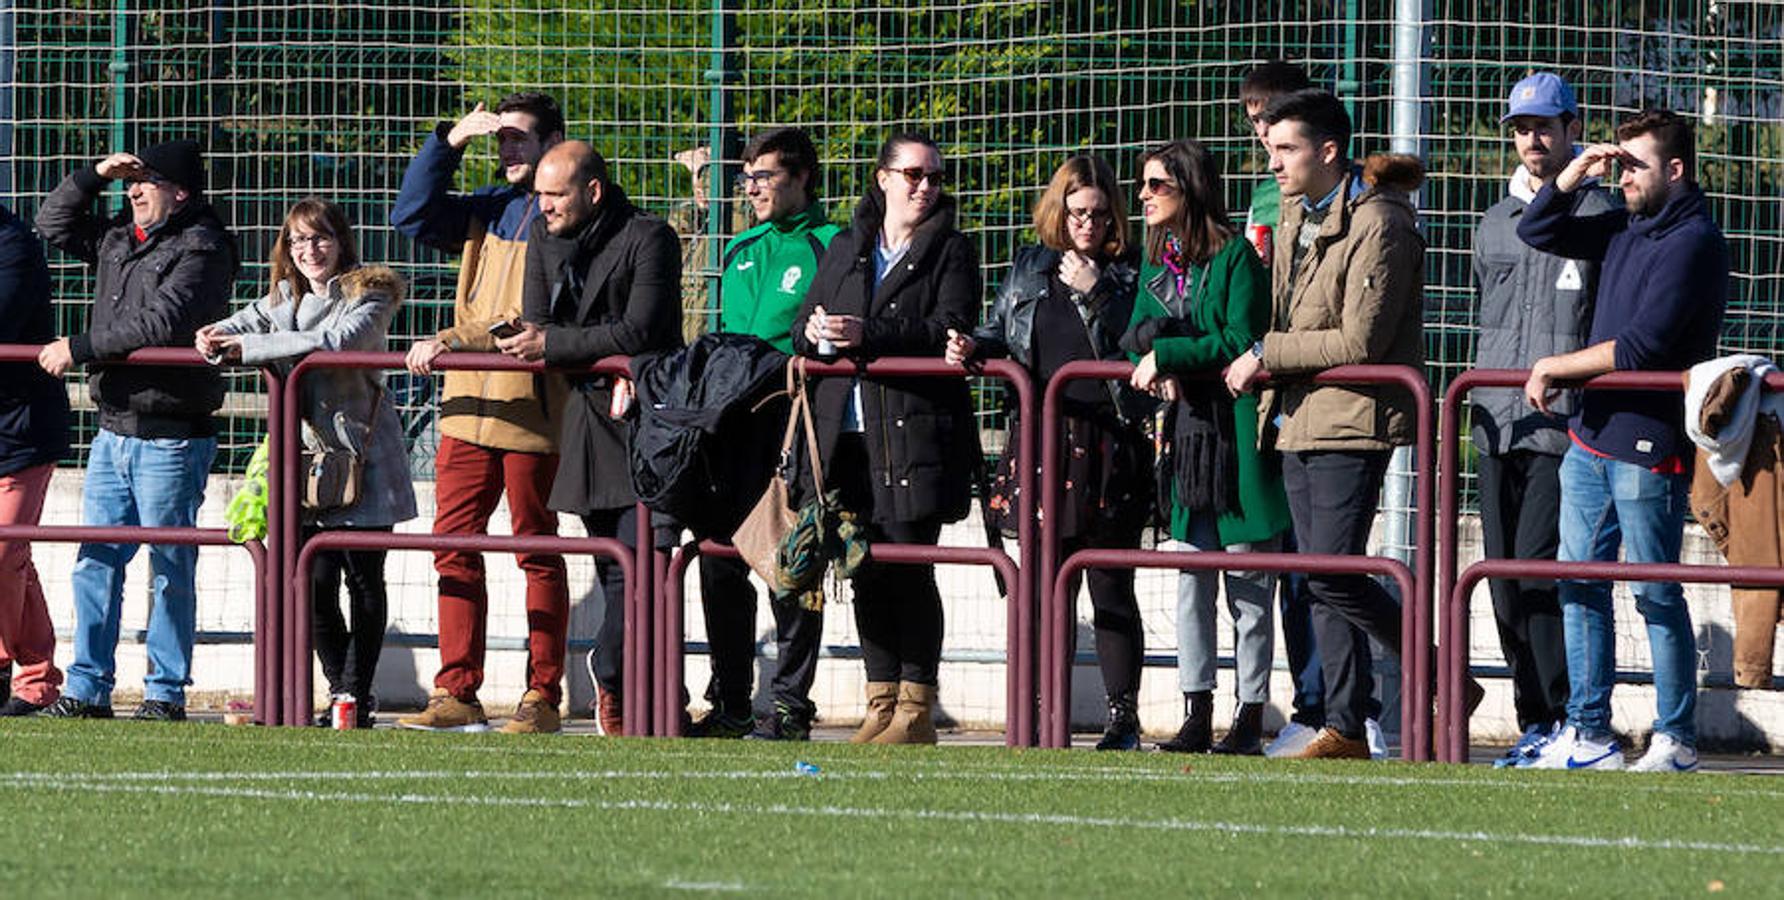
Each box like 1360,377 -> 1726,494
1125,140 -> 1291,754
945,154 -> 1153,750
792,133 -> 980,745
197,197 -> 416,727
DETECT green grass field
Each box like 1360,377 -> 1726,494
2,720 -> 1779,897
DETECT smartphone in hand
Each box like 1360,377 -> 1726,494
487,318 -> 523,340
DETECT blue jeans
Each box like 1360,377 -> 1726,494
1557,445 -> 1695,745
64,429 -> 216,706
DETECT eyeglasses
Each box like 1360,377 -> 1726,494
1066,207 -> 1110,225
883,166 -> 947,188
1140,177 -> 1179,196
733,168 -> 785,191
288,234 -> 337,249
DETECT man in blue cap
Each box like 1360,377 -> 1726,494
1470,72 -> 1616,767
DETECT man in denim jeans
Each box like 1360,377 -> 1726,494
34,140 -> 236,721
1519,109 -> 1728,772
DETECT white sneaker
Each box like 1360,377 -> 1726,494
1364,718 -> 1391,760
1628,732 -> 1699,773
1265,721 -> 1319,758
1525,725 -> 1625,771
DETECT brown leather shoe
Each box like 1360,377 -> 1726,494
849,681 -> 898,744
596,684 -> 623,736
499,690 -> 562,734
1292,727 -> 1372,760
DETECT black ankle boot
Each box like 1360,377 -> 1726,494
1094,695 -> 1141,751
1210,702 -> 1265,756
1157,691 -> 1213,753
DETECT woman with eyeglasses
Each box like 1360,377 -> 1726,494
791,132 -> 980,745
1124,140 -> 1291,754
197,197 -> 416,727
945,154 -> 1153,750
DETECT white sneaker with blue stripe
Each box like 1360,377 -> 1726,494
1496,721 -> 1561,769
1525,725 -> 1625,771
1627,732 -> 1699,773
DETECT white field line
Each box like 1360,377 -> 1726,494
2,775 -> 1778,857
3,754 -> 1782,801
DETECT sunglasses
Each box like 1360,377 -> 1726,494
733,168 -> 785,191
1140,177 -> 1179,196
1066,207 -> 1110,225
883,166 -> 947,188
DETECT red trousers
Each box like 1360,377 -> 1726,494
0,464 -> 59,705
432,436 -> 570,705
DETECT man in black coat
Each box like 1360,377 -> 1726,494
496,140 -> 681,733
34,139 -> 237,721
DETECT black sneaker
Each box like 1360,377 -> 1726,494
744,704 -> 812,742
686,707 -> 754,739
39,696 -> 114,719
0,695 -> 48,717
131,700 -> 187,722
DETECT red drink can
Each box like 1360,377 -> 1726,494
1246,223 -> 1273,267
330,695 -> 357,730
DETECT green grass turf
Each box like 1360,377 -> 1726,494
1,720 -> 1779,898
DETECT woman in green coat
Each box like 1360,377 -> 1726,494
1125,139 -> 1291,755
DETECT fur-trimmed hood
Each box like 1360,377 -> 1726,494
1360,153 -> 1425,194
339,264 -> 406,306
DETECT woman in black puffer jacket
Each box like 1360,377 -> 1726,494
791,132 -> 980,745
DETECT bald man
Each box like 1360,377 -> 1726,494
497,140 -> 682,735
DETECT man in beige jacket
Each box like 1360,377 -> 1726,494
389,93 -> 571,734
1225,88 -> 1426,760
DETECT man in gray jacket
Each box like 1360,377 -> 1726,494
1470,73 -> 1614,767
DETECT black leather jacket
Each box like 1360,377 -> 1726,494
974,244 -> 1149,424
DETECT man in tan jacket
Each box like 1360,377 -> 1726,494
1225,88 -> 1426,760
389,93 -> 571,734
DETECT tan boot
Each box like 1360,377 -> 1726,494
871,682 -> 938,745
849,681 -> 899,744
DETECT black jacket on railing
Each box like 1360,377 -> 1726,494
791,192 -> 981,526
526,185 -> 683,514
0,204 -> 70,476
35,165 -> 236,437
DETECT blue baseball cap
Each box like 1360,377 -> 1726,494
1501,72 -> 1579,123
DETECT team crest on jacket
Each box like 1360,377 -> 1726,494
780,266 -> 802,294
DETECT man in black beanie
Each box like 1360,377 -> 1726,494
34,139 -> 238,722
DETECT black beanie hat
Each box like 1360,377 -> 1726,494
136,139 -> 204,196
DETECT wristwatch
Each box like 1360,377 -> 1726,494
1250,340 -> 1264,360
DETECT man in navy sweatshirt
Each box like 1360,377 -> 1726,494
1518,109 -> 1728,773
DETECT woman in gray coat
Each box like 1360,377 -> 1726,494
197,197 -> 416,725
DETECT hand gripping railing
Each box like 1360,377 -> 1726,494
282,351 -> 652,730
1040,361 -> 1435,757
651,356 -> 1037,742
1437,368 -> 1784,762
0,345 -> 282,724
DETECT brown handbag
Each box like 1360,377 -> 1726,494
731,358 -> 825,585
302,387 -> 384,512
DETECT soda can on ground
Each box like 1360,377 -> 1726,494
331,695 -> 357,730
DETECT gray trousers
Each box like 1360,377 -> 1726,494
1175,510 -> 1279,703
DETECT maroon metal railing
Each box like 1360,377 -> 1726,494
1436,368 -> 1784,763
282,351 -> 653,730
1040,361 -> 1435,757
647,355 -> 1037,742
658,539 -> 1022,741
0,344 -> 284,724
294,529 -> 634,728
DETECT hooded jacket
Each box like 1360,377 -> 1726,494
1471,167 -> 1615,457
790,191 -> 981,526
36,165 -> 238,438
1518,179 -> 1728,468
525,184 -> 683,514
211,265 -> 418,528
1259,154 -> 1427,451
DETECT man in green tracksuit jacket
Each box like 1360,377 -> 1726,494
690,127 -> 840,740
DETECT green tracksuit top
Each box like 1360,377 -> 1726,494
718,203 -> 840,353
